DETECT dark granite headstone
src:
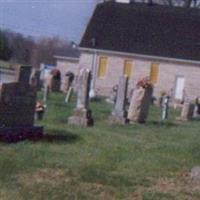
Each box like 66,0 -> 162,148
49,69 -> 61,92
51,78 -> 61,92
0,83 -> 36,127
16,65 -> 32,84
0,66 -> 43,142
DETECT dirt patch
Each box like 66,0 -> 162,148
0,190 -> 8,200
80,182 -> 116,200
17,169 -> 200,199
17,168 -> 117,199
17,168 -> 71,187
151,178 -> 176,193
142,171 -> 200,200
124,172 -> 200,200
150,172 -> 200,193
126,187 -> 144,200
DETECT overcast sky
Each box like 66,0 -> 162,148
0,0 -> 98,42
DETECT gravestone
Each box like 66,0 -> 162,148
176,101 -> 195,121
16,65 -> 32,83
63,76 -> 70,93
65,87 -> 73,103
30,69 -> 41,90
68,69 -> 93,126
160,95 -> 170,121
128,83 -> 153,123
106,85 -> 118,104
47,69 -> 61,92
193,105 -> 200,119
191,166 -> 200,181
109,75 -> 128,124
43,81 -> 49,103
62,72 -> 74,94
193,97 -> 200,119
0,66 -> 43,142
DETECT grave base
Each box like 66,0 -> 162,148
68,108 -> 93,126
109,115 -> 128,125
176,117 -> 189,122
129,119 -> 146,124
176,103 -> 194,122
0,125 -> 43,143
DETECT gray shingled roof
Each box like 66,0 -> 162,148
55,46 -> 80,58
80,2 -> 200,61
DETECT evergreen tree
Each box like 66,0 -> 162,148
0,30 -> 11,60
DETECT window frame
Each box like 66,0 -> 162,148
150,63 -> 159,84
123,59 -> 133,78
97,56 -> 108,78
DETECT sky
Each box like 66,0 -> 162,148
0,0 -> 98,43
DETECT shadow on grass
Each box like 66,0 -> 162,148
90,96 -> 103,103
190,118 -> 200,122
41,130 -> 81,144
0,133 -> 80,144
147,120 -> 178,127
33,129 -> 81,143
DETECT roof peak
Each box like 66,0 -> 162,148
80,0 -> 200,61
100,0 -> 200,12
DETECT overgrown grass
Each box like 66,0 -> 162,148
0,92 -> 200,199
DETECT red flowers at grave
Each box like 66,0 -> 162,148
51,69 -> 61,80
136,77 -> 153,89
35,101 -> 44,112
35,101 -> 45,120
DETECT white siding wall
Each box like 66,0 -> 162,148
77,51 -> 200,100
56,59 -> 79,91
56,60 -> 79,76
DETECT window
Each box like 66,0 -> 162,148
123,60 -> 132,78
150,63 -> 159,84
98,57 -> 107,78
174,75 -> 185,100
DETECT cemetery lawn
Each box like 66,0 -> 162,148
1,93 -> 200,200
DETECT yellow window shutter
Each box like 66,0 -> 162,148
150,63 -> 159,84
123,60 -> 132,78
98,57 -> 107,78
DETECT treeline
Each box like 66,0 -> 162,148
0,29 -> 74,68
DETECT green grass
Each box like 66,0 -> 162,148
0,92 -> 200,199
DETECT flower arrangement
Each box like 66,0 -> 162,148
136,76 -> 153,89
35,101 -> 45,120
51,69 -> 61,80
35,101 -> 44,112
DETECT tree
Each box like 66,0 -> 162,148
0,30 -> 12,61
6,31 -> 35,64
30,36 -> 72,68
1,29 -> 73,68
